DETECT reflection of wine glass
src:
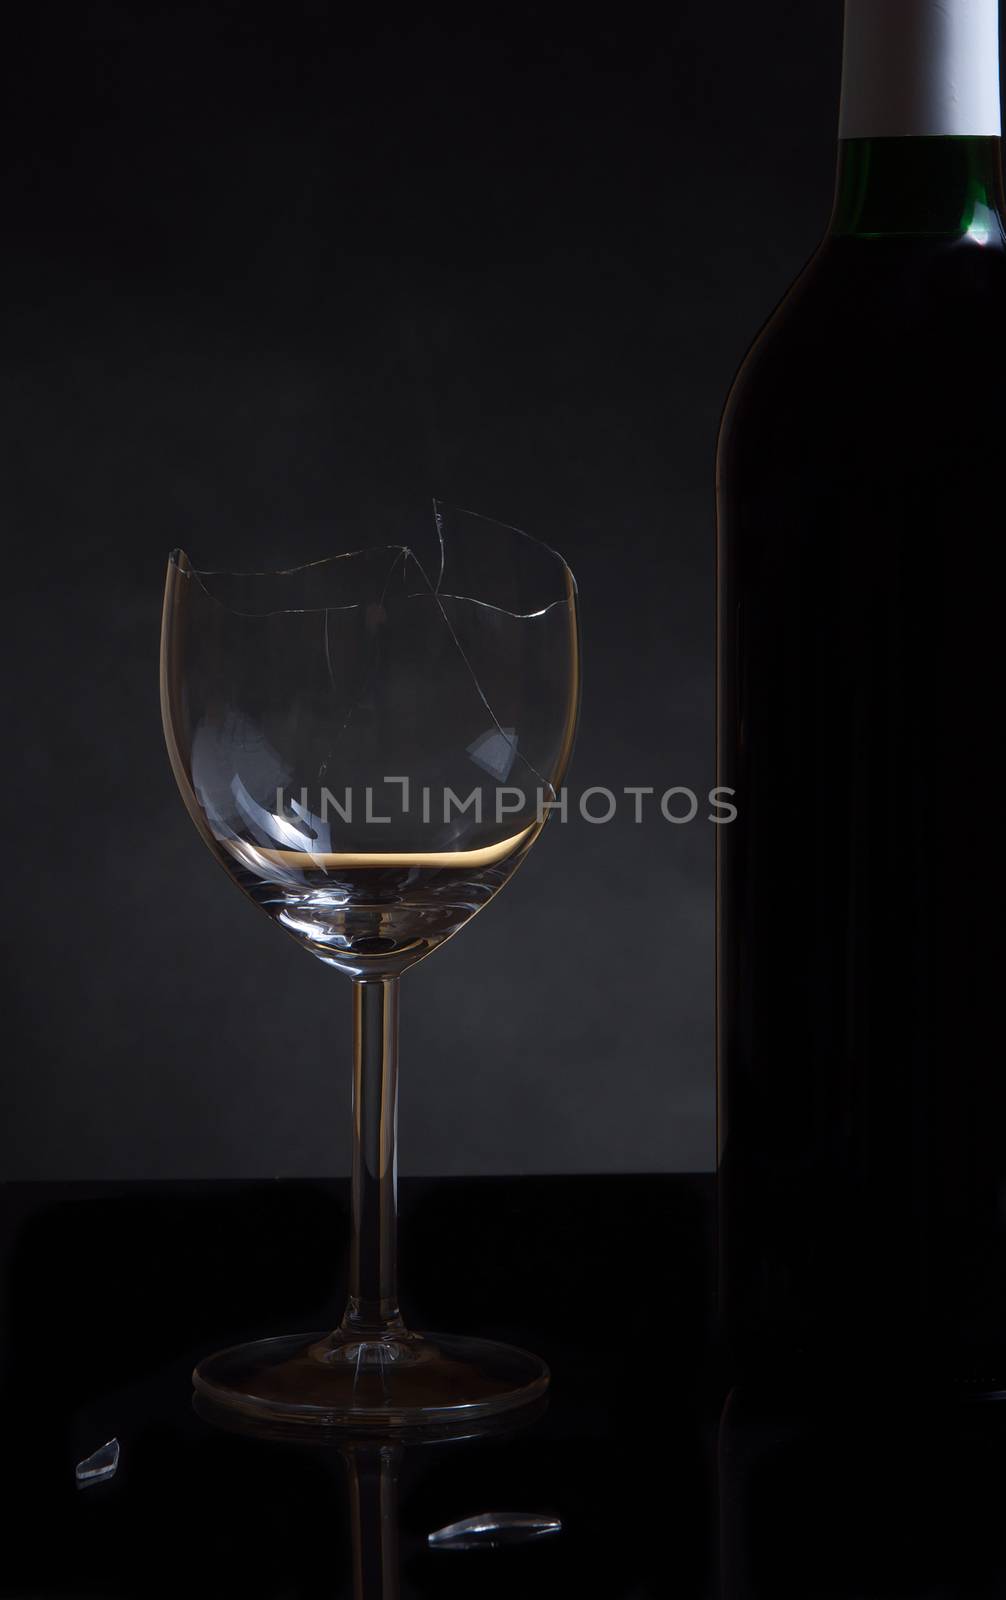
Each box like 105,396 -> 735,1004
194,1391 -> 551,1598
161,503 -> 580,1427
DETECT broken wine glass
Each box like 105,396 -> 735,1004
160,502 -> 580,1426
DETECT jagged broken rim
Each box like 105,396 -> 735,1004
168,498 -> 578,620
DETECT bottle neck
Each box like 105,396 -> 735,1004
831,136 -> 1006,239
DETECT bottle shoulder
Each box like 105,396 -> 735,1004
719,230 -> 1006,454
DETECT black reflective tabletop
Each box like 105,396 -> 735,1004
1,1176 -> 1003,1598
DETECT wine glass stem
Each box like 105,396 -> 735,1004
342,976 -> 404,1337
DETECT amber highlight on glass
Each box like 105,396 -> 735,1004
161,503 -> 580,1426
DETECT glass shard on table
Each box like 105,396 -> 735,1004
75,1438 -> 119,1488
428,1511 -> 561,1550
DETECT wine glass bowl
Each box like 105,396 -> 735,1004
162,506 -> 578,980
161,502 -> 580,1425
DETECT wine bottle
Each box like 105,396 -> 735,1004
717,0 -> 1006,1385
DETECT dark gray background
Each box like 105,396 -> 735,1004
2,0 -> 847,1180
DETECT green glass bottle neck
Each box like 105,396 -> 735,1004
830,137 -> 1006,240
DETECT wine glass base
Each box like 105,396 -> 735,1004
193,1328 -> 549,1429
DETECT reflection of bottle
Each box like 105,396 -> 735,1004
717,0 -> 1006,1378
718,1386 -> 1006,1600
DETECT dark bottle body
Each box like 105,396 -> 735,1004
717,139 -> 1006,1382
